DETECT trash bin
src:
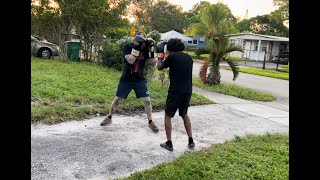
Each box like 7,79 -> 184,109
65,41 -> 81,61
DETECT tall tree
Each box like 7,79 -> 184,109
42,0 -> 129,60
31,0 -> 62,44
146,1 -> 186,33
183,1 -> 211,30
126,0 -> 157,28
186,3 -> 242,85
236,19 -> 250,33
186,3 -> 238,38
249,15 -> 288,37
273,0 -> 289,21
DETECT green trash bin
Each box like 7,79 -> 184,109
65,41 -> 81,61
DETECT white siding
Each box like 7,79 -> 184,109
228,34 -> 288,61
244,41 -> 251,50
271,41 -> 280,57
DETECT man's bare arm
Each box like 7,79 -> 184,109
157,58 -> 164,70
125,54 -> 137,64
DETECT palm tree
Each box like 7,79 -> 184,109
199,37 -> 243,84
186,3 -> 243,85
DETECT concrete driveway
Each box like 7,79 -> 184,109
32,103 -> 288,180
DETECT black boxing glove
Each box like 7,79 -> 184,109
131,35 -> 146,57
146,38 -> 155,58
156,41 -> 167,60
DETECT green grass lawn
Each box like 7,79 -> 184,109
278,65 -> 289,73
193,78 -> 276,101
226,67 -> 289,80
124,133 -> 289,180
225,56 -> 250,62
32,58 -> 213,124
184,51 -> 209,59
185,52 -> 249,62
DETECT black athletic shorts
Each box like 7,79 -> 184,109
165,92 -> 192,117
116,80 -> 149,99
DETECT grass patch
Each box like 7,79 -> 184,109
193,77 -> 276,101
278,65 -> 289,73
226,56 -> 249,62
185,51 -> 248,63
184,51 -> 209,59
226,67 -> 289,80
32,58 -> 213,124
124,133 -> 289,180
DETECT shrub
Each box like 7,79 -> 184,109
98,42 -> 123,70
195,47 -> 210,58
147,30 -> 161,43
116,36 -> 134,50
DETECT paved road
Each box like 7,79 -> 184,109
192,61 -> 289,112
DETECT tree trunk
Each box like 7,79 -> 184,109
206,70 -> 221,85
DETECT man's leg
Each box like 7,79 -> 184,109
179,93 -> 195,148
181,114 -> 192,138
164,113 -> 172,141
100,81 -> 131,126
109,96 -> 123,117
160,113 -> 174,151
181,114 -> 195,148
135,81 -> 159,132
100,96 -> 122,126
140,96 -> 159,132
160,93 -> 177,151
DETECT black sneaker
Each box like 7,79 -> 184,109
188,141 -> 195,148
160,142 -> 173,151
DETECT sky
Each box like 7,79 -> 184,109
168,0 -> 279,19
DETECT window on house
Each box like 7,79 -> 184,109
261,46 -> 267,52
188,39 -> 198,44
261,42 -> 268,52
230,39 -> 236,46
238,39 -> 243,47
254,41 -> 268,51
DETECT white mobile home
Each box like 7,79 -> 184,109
226,33 -> 289,61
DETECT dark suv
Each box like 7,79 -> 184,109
272,52 -> 289,65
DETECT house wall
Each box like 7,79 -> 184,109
242,40 -> 253,58
271,41 -> 280,57
184,36 -> 206,47
229,39 -> 269,61
228,34 -> 289,61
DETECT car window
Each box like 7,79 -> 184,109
33,36 -> 42,41
31,36 -> 38,42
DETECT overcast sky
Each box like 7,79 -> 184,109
168,0 -> 278,19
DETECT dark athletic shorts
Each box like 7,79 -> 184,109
116,80 -> 149,99
165,92 -> 192,117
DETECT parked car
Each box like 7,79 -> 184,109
272,52 -> 289,65
31,35 -> 59,58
